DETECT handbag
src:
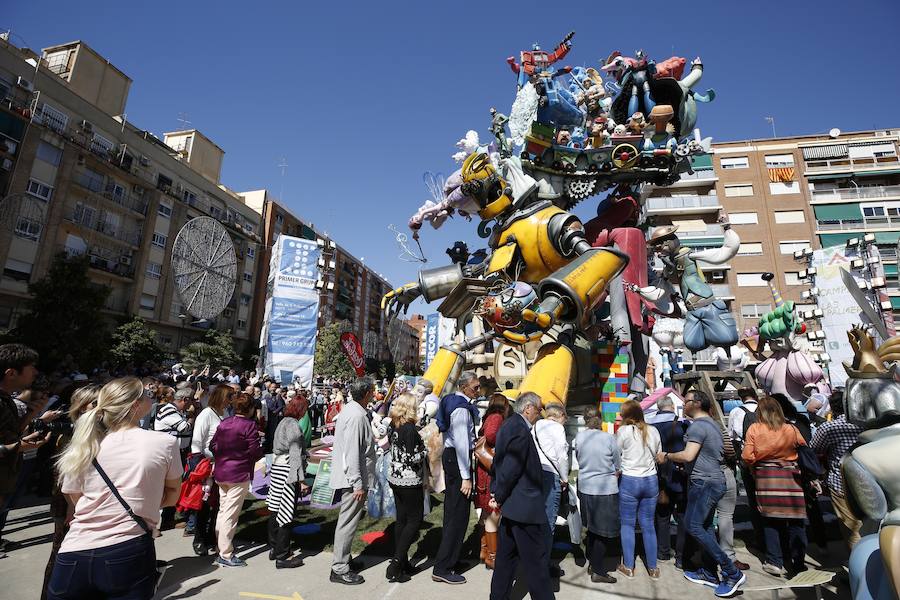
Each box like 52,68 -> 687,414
92,459 -> 168,593
533,425 -> 580,543
792,428 -> 824,478
473,435 -> 495,471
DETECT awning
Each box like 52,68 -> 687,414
680,237 -> 723,247
884,264 -> 898,276
874,232 -> 899,244
807,168 -> 900,180
802,145 -> 848,160
819,232 -> 900,247
691,154 -> 713,170
813,203 -> 862,220
892,296 -> 900,310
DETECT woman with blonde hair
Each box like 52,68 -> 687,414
615,399 -> 663,579
46,378 -> 182,600
385,392 -> 427,582
742,396 -> 808,576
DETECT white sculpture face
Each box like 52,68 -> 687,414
413,383 -> 428,404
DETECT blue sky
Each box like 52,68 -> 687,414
7,1 -> 900,310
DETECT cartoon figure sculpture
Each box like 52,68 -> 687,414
840,328 -> 900,600
507,31 -> 575,89
383,152 -> 628,405
742,273 -> 825,402
489,108 -> 511,158
644,219 -> 740,354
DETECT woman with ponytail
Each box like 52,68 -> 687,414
615,399 -> 663,580
46,377 -> 182,600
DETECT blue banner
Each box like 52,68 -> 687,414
261,236 -> 321,387
424,313 -> 439,370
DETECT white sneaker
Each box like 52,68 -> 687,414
762,563 -> 786,576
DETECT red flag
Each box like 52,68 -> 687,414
339,332 -> 366,376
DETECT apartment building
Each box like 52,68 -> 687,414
404,313 -> 427,369
647,128 -> 900,365
239,190 -> 397,365
0,38 -> 264,354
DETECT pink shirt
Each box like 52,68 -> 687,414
60,428 -> 182,552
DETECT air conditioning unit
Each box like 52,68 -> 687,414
80,120 -> 94,133
175,183 -> 183,195
132,185 -> 144,196
119,255 -> 132,266
0,158 -> 11,171
16,76 -> 33,92
139,155 -> 151,167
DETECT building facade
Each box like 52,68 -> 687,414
0,38 -> 264,356
648,128 -> 900,366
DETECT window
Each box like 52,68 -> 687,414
737,242 -> 764,255
784,272 -> 802,286
724,184 -> 753,197
36,142 -> 62,166
736,273 -> 767,287
209,206 -> 223,220
774,210 -> 806,224
183,189 -> 197,206
139,294 -> 156,310
243,272 -> 252,283
3,258 -> 32,281
14,216 -> 41,241
765,154 -> 795,168
44,50 -> 70,73
145,262 -> 162,279
275,213 -> 284,224
779,241 -> 809,255
720,156 -> 749,169
741,303 -> 771,319
246,246 -> 255,258
79,168 -> 104,192
244,223 -> 254,234
240,294 -> 251,305
39,103 -> 68,132
730,212 -> 758,225
769,181 -> 801,195
863,206 -> 885,217
237,319 -> 247,329
73,203 -> 97,227
158,202 -> 172,218
26,179 -> 53,201
90,134 -> 114,156
157,174 -> 173,192
151,233 -> 167,248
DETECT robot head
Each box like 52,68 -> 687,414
460,153 -> 513,221
446,241 -> 470,264
532,43 -> 541,51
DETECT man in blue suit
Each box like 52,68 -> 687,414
489,392 -> 554,600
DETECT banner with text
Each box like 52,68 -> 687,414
260,235 -> 321,387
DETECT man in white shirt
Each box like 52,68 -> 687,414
532,403 -> 569,578
726,388 -> 758,445
727,387 -> 763,549
226,369 -> 241,385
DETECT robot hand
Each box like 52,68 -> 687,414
381,282 -> 421,317
521,295 -> 565,334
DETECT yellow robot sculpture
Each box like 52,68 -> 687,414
383,153 -> 628,406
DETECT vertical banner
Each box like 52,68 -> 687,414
260,235 -> 321,387
339,332 -> 366,376
424,313 -> 440,370
810,245 -> 894,387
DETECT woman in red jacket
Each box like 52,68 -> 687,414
475,392 -> 511,570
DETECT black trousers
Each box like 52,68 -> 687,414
267,514 -> 293,560
655,491 -> 686,559
585,531 -> 614,575
391,484 -> 424,567
433,448 -> 470,576
490,517 -> 554,600
193,499 -> 217,547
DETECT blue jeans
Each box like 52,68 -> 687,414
763,517 -> 807,570
541,470 -> 562,557
619,474 -> 659,569
685,477 -> 736,575
47,534 -> 157,600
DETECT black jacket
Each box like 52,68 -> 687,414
491,413 -> 545,524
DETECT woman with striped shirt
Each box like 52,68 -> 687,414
266,395 -> 310,569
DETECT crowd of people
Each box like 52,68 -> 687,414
0,342 -> 864,600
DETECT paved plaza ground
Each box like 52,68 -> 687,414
1,480 -> 852,600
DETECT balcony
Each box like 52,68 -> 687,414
646,194 -> 721,215
677,223 -> 725,238
709,283 -> 734,299
101,189 -> 148,216
810,184 -> 900,203
804,154 -> 900,175
816,216 -> 900,232
65,209 -> 143,246
667,168 -> 718,188
61,245 -> 135,280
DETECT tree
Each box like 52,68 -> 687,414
179,328 -> 240,371
10,252 -> 110,371
313,322 -> 355,380
110,316 -> 164,368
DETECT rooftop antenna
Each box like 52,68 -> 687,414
764,116 -> 776,138
177,112 -> 192,130
276,156 -> 288,201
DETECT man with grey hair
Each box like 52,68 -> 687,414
489,392 -> 554,600
532,402 -> 569,577
330,377 -> 376,585
432,371 -> 480,585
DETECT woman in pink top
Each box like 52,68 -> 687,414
741,396 -> 808,577
47,377 -> 182,600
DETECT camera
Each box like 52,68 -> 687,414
31,417 -> 74,436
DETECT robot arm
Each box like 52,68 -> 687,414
547,31 -> 575,63
507,56 -> 520,74
382,263 -> 465,317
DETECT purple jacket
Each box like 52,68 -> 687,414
209,415 -> 263,484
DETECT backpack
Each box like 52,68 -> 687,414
141,402 -> 159,430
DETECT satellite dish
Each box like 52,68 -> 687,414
171,216 -> 237,319
829,128 -> 841,138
